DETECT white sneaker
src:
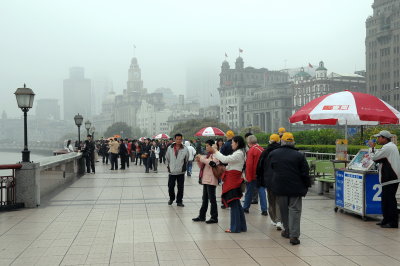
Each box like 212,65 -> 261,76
276,222 -> 283,231
270,221 -> 277,226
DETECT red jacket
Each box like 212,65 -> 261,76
127,143 -> 132,154
245,144 -> 264,182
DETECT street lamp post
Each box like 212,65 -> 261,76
85,120 -> 92,136
14,84 -> 35,162
90,126 -> 96,140
74,113 -> 83,150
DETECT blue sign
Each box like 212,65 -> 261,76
365,173 -> 382,215
335,170 -> 344,208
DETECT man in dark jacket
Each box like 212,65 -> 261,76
119,139 -> 128,170
256,134 -> 282,229
266,132 -> 310,245
220,130 -> 234,156
83,135 -> 96,174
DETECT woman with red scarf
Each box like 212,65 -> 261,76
212,136 -> 247,233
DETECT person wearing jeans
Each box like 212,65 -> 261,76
185,141 -> 196,177
192,139 -> 219,223
242,135 -> 266,214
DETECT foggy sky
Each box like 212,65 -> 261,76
0,0 -> 372,118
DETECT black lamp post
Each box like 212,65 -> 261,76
85,120 -> 92,136
14,84 -> 35,162
90,126 -> 96,140
74,113 -> 83,150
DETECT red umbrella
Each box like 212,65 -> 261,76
153,133 -> 170,139
290,91 -> 400,126
195,127 -> 225,136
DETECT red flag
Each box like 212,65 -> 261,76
239,48 -> 243,53
308,63 -> 313,68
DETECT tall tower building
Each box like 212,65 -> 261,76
127,57 -> 144,95
366,0 -> 400,110
63,67 -> 92,121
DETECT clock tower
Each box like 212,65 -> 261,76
127,57 -> 144,95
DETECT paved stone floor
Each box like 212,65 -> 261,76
1,162 -> 400,266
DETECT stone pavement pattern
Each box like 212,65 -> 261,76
1,162 -> 400,266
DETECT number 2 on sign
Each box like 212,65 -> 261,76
372,184 -> 382,201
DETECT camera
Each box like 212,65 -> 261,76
209,161 -> 217,168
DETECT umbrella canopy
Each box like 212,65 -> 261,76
195,127 -> 225,136
113,134 -> 121,138
138,137 -> 146,142
153,133 -> 170,139
289,91 -> 400,126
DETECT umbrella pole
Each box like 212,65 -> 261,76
345,121 -> 348,140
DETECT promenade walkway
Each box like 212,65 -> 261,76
1,162 -> 400,266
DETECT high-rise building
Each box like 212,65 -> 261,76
63,67 -> 91,121
366,0 -> 400,110
186,66 -> 219,106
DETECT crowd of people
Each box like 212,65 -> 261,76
62,128 -> 313,245
61,126 -> 400,244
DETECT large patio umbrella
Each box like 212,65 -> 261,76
289,91 -> 400,138
153,133 -> 170,139
195,127 -> 225,137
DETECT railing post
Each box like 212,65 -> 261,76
15,162 -> 40,208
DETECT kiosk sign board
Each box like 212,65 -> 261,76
343,172 -> 364,215
365,173 -> 382,215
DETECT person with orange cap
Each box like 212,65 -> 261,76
220,130 -> 235,156
256,134 -> 282,229
265,132 -> 310,245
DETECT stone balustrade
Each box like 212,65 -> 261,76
15,152 -> 85,207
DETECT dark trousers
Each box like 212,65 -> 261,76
199,184 -> 218,220
85,153 -> 95,173
110,153 -> 118,170
135,153 -> 142,165
143,158 -> 149,172
168,174 -> 185,203
228,199 -> 247,233
151,157 -> 158,172
381,183 -> 399,226
120,154 -> 126,169
126,154 -> 130,168
159,153 -> 166,164
102,153 -> 109,164
277,196 -> 302,238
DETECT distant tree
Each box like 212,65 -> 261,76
170,118 -> 230,139
104,122 -> 133,138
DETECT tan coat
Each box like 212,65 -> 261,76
109,141 -> 120,154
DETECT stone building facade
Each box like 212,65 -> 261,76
366,0 -> 400,110
217,56 -> 288,129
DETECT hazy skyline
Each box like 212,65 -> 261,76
1,0 -> 372,118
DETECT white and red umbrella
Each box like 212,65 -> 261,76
195,127 -> 225,136
290,91 -> 400,126
138,137 -> 146,142
153,133 -> 170,139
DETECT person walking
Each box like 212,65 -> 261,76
142,138 -> 151,173
212,136 -> 247,233
82,135 -> 95,174
369,130 -> 400,228
109,138 -> 120,170
100,140 -> 109,164
150,140 -> 160,173
119,139 -> 128,170
266,132 -> 310,245
193,139 -> 219,223
185,141 -> 196,177
242,135 -> 267,215
257,134 -> 282,230
135,141 -> 142,165
166,133 -> 189,207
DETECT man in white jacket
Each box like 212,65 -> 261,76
369,130 -> 400,228
185,141 -> 197,177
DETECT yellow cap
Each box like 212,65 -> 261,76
281,132 -> 294,142
278,127 -> 286,133
269,134 -> 280,143
226,130 -> 235,138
